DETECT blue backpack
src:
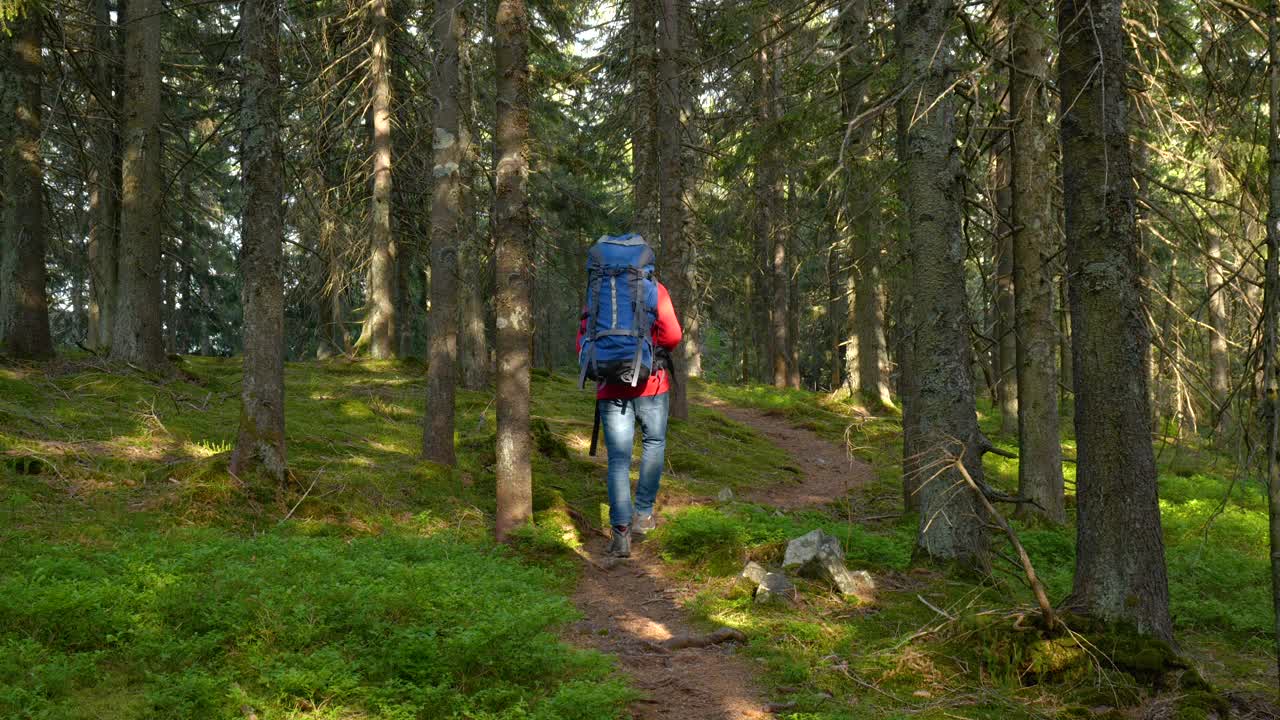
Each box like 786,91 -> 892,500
578,234 -> 659,389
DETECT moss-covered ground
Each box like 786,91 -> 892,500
667,381 -> 1278,719
1,357 -> 1276,719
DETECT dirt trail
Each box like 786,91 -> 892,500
702,397 -> 876,511
567,397 -> 876,719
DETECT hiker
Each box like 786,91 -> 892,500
576,234 -> 682,558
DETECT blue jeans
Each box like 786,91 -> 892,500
600,393 -> 669,528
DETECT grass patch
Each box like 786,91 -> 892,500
0,357 -> 650,719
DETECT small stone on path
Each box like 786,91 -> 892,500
717,487 -> 734,502
783,529 -> 876,602
755,572 -> 795,605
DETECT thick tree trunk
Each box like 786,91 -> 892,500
110,0 -> 166,368
424,0 -> 470,465
1059,0 -> 1172,640
360,0 -> 397,359
0,11 -> 53,359
493,0 -> 533,542
658,0 -> 692,418
87,0 -> 121,350
1265,0 -> 1280,691
898,0 -> 988,568
231,0 -> 286,481
1009,0 -> 1065,523
632,0 -> 660,242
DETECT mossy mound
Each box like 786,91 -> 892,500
952,612 -> 1226,713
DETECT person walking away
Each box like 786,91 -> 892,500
576,235 -> 682,558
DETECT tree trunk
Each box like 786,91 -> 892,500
898,0 -> 988,569
995,180 -> 1018,436
390,4 -> 418,360
754,15 -> 789,389
493,0 -> 533,542
424,0 -> 470,465
458,20 -> 488,391
230,0 -> 286,481
110,0 -> 166,368
893,10 -> 922,511
837,0 -> 892,408
827,210 -> 846,390
360,0 -> 397,359
0,10 -> 53,359
1265,0 -> 1280,691
1059,0 -> 1172,640
632,0 -> 659,242
87,0 -> 121,350
678,0 -> 703,380
1059,277 -> 1072,402
1205,158 -> 1231,433
658,0 -> 692,418
1009,0 -> 1065,523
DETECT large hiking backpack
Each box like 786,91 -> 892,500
578,233 -> 659,389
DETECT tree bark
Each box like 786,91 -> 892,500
1265,0 -> 1280,691
1059,0 -> 1172,640
838,0 -> 892,408
494,0 -> 533,542
458,10 -> 488,391
632,0 -> 659,242
658,0 -> 692,418
87,0 -> 121,350
995,174 -> 1018,436
898,0 -> 988,568
1009,0 -> 1065,523
424,0 -> 470,465
754,15 -> 789,389
360,0 -> 397,359
1205,158 -> 1231,433
110,0 -> 166,368
893,10 -> 922,511
678,0 -> 703,380
231,0 -> 287,481
0,10 -> 53,359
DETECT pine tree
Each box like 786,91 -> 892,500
230,0 -> 287,481
494,0 -> 533,542
1059,0 -> 1172,640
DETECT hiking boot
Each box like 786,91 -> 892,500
607,525 -> 631,558
631,511 -> 657,536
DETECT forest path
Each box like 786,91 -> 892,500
566,394 -> 876,719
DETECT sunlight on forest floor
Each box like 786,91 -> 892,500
0,356 -> 1276,719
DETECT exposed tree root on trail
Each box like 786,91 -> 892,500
566,396 -> 876,718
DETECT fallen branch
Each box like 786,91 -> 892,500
916,593 -> 956,621
660,627 -> 746,650
952,458 -> 1058,630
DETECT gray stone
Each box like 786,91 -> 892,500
783,529 -> 876,602
717,487 -> 734,503
782,529 -> 844,570
754,572 -> 795,605
740,561 -> 768,585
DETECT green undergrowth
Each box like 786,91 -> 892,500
655,382 -> 1277,719
0,357 -> 652,719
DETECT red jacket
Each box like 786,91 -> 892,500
577,281 -> 682,400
